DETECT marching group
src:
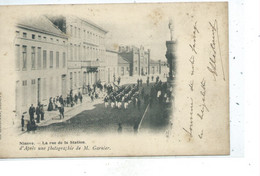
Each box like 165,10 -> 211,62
103,76 -> 173,111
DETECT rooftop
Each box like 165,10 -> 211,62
17,16 -> 67,39
118,55 -> 130,64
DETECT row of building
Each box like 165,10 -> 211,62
14,15 -> 168,115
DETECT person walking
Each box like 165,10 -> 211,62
40,104 -> 45,120
36,105 -> 40,123
29,104 -> 35,122
79,92 -> 83,103
60,105 -> 64,119
117,76 -> 121,85
21,115 -> 25,131
146,77 -> 149,86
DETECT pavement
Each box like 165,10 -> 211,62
16,75 -> 167,134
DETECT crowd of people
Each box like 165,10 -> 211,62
22,103 -> 45,132
21,75 -> 172,133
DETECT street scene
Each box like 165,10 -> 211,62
14,15 -> 175,135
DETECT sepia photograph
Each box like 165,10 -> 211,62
0,2 -> 229,157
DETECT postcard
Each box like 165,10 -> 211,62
0,2 -> 229,157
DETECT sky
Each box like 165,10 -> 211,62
74,4 -> 173,61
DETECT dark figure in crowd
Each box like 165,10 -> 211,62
117,123 -> 122,134
133,121 -> 139,134
74,94 -> 78,104
156,76 -> 159,84
59,105 -> 64,119
31,119 -> 37,132
137,79 -> 140,87
79,92 -> 83,103
140,79 -> 143,87
36,105 -> 40,123
47,97 -> 53,111
27,119 -> 37,133
40,105 -> 44,120
21,115 -> 24,131
59,95 -> 64,105
29,104 -> 35,122
91,94 -> 94,102
95,92 -> 98,99
117,76 -> 121,85
146,77 -> 149,86
66,95 -> 70,107
151,75 -> 154,81
53,98 -> 57,110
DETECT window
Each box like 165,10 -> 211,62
31,47 -> 36,69
74,72 -> 77,88
31,79 -> 36,85
22,80 -> 27,86
63,41 -> 65,45
56,39 -> 59,43
50,38 -> 53,42
22,45 -> 27,70
43,36 -> 47,41
43,50 -> 47,69
78,28 -> 80,38
74,44 -> 77,60
78,45 -> 80,60
56,51 -> 59,68
38,35 -> 41,40
15,44 -> 20,70
23,32 -> 27,38
70,72 -> 73,89
78,71 -> 81,86
32,34 -> 35,39
83,46 -> 86,60
135,67 -> 137,72
50,51 -> 53,68
84,30 -> 86,40
37,47 -> 41,69
16,31 -> 20,37
74,27 -> 77,37
62,52 -> 66,68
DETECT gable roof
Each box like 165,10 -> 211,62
118,55 -> 130,64
17,16 -> 67,39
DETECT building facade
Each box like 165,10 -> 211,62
118,55 -> 130,77
118,45 -> 151,76
49,16 -> 107,93
105,49 -> 118,83
15,16 -> 68,115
